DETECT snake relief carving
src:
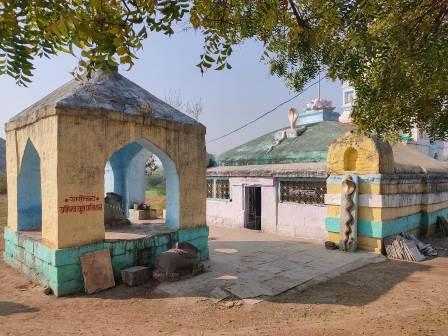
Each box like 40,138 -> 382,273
341,175 -> 356,251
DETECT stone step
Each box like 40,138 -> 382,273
120,266 -> 151,286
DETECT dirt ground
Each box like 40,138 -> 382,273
1,226 -> 448,336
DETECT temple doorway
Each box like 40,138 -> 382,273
244,186 -> 261,230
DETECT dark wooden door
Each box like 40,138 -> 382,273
245,186 -> 261,230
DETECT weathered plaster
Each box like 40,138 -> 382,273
6,71 -> 207,249
3,226 -> 208,296
327,132 -> 394,175
6,116 -> 59,247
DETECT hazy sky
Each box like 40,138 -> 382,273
0,29 -> 342,154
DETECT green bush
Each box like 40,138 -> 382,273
146,171 -> 166,196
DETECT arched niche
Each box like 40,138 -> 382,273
17,139 -> 42,231
105,139 -> 180,229
343,147 -> 359,171
327,132 -> 394,175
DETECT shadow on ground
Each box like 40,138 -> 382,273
0,301 -> 39,316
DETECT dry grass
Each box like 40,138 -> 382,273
145,194 -> 166,217
0,194 -> 7,227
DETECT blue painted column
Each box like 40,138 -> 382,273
127,149 -> 150,209
107,143 -> 143,215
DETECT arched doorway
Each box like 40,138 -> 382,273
17,140 -> 42,231
104,139 -> 180,229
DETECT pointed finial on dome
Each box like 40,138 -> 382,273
288,107 -> 298,130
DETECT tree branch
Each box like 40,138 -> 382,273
288,0 -> 309,29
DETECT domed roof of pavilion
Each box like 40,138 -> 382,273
9,69 -> 202,128
216,121 -> 354,166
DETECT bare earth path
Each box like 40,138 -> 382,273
1,223 -> 448,335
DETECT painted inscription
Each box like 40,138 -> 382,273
60,195 -> 103,214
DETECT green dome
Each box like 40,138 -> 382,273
217,121 -> 353,166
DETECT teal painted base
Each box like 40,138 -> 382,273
176,226 -> 210,262
325,207 -> 448,238
3,226 -> 209,297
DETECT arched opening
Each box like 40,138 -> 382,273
343,147 -> 359,171
103,139 -> 179,231
17,140 -> 42,231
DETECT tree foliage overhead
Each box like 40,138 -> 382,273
0,0 -> 190,84
1,0 -> 448,139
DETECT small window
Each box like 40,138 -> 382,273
279,180 -> 326,205
206,178 -> 231,200
215,179 -> 230,199
207,179 -> 214,198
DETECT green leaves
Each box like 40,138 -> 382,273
1,0 -> 448,140
189,0 -> 448,140
0,0 -> 189,84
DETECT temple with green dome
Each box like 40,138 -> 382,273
206,99 -> 448,252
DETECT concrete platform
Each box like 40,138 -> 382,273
104,223 -> 172,240
20,222 -> 170,242
156,226 -> 385,300
4,225 -> 209,296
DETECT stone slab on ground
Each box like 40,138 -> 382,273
121,266 -> 151,287
80,249 -> 115,294
210,287 -> 231,302
155,226 -> 385,301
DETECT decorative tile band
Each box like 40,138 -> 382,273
327,174 -> 448,185
326,200 -> 448,221
325,192 -> 448,208
327,174 -> 448,195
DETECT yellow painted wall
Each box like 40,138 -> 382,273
55,112 -> 206,248
327,132 -> 394,175
328,232 -> 382,253
6,116 -> 60,248
7,110 -> 207,249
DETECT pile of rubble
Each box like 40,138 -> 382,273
384,233 -> 437,262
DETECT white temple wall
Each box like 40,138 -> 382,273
259,182 -> 277,234
206,176 -> 327,241
206,180 -> 244,229
277,203 -> 327,241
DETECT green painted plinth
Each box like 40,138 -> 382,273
176,226 -> 210,261
3,226 -> 209,297
325,207 -> 448,239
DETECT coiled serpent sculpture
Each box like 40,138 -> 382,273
341,175 -> 356,251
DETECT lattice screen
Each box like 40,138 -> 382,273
215,179 -> 230,199
279,180 -> 326,204
207,179 -> 214,198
